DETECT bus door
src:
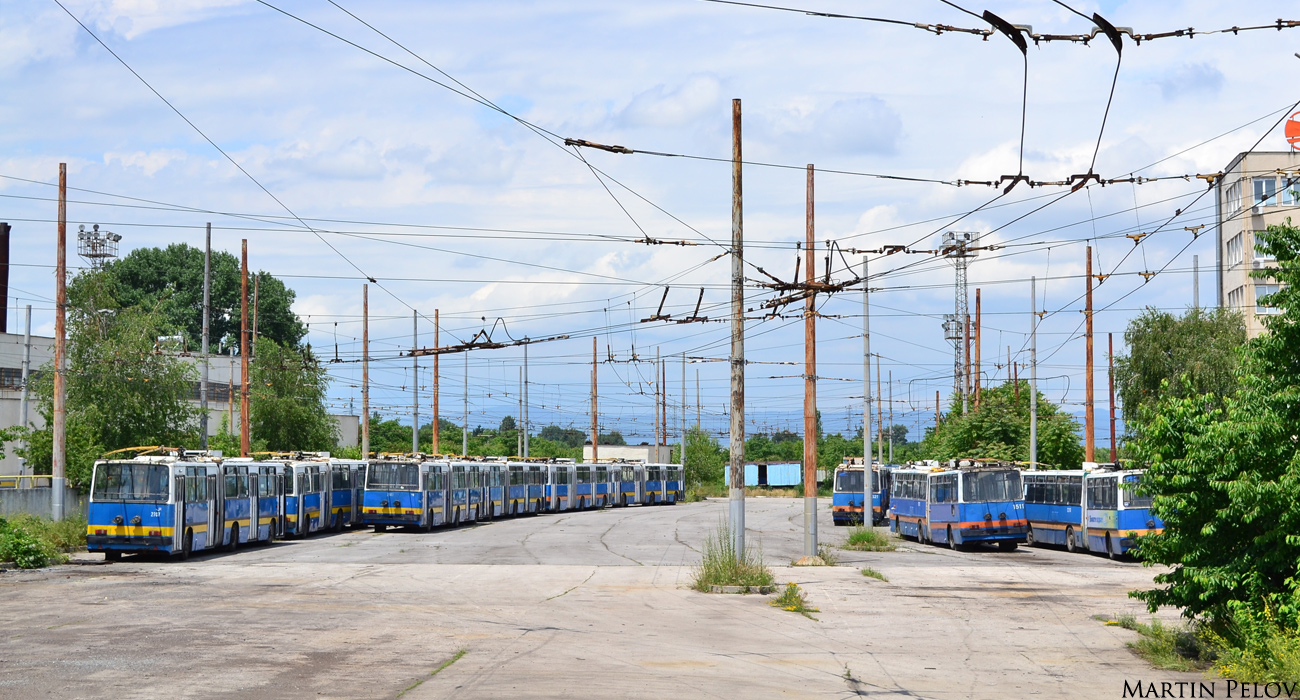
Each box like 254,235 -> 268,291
208,470 -> 223,550
172,471 -> 185,555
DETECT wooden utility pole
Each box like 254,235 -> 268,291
974,289 -> 982,409
935,390 -> 940,427
591,337 -> 598,461
228,349 -> 234,434
964,314 -> 972,403
252,275 -> 259,347
240,240 -> 250,457
802,163 -> 818,558
362,284 -> 370,458
1109,332 -> 1117,463
432,309 -> 439,454
1013,362 -> 1020,402
728,98 -> 746,556
52,163 -> 67,521
1085,246 -> 1095,462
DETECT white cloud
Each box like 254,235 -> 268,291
616,75 -> 723,128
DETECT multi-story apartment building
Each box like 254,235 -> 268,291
1216,151 -> 1300,338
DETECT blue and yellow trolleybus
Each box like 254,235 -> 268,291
506,462 -> 545,515
832,457 -> 892,526
546,461 -> 576,512
663,464 -> 683,504
889,459 -> 1027,550
88,449 -> 229,560
1022,463 -> 1163,558
613,462 -> 642,507
363,455 -> 428,531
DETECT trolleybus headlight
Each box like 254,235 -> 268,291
1146,519 -> 1156,529
380,500 -> 388,506
130,515 -> 141,525
998,512 -> 1007,520
113,515 -> 123,525
983,513 -> 992,521
393,501 -> 401,508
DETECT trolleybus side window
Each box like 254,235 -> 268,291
1088,477 -> 1118,509
225,471 -> 240,498
1121,475 -> 1151,508
333,469 -> 349,490
930,474 -> 958,503
94,463 -> 170,503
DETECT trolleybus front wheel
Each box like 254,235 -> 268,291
998,540 -> 1018,552
104,550 -> 121,562
1106,534 -> 1118,560
178,530 -> 192,561
1025,528 -> 1036,547
1065,526 -> 1078,553
227,524 -> 239,552
374,524 -> 386,533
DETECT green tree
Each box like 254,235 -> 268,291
539,424 -> 586,448
1113,306 -> 1245,426
682,426 -> 726,487
249,338 -> 336,451
1131,220 -> 1300,631
3,270 -> 198,487
598,431 -> 626,446
74,243 -> 306,351
498,415 -> 517,433
918,381 -> 1083,468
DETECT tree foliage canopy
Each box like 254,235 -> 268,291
1131,220 -> 1300,631
74,243 -> 306,352
918,381 -> 1083,468
249,338 -> 336,451
1113,306 -> 1245,425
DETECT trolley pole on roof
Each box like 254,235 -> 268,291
1030,276 -> 1038,464
240,240 -> 250,458
802,163 -> 818,559
862,255 -> 872,526
52,163 -> 67,521
412,310 -> 419,454
200,223 -> 210,450
728,98 -> 746,558
361,284 -> 369,459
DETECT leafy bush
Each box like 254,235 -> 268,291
1099,614 -> 1209,673
842,526 -> 895,552
0,515 -> 73,569
692,520 -> 774,591
1208,601 -> 1300,682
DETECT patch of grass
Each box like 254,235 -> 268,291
692,520 -> 775,592
1098,614 -> 1208,672
771,582 -> 819,619
396,648 -> 467,698
817,543 -> 839,566
841,526 -> 895,552
860,567 -> 888,582
687,482 -> 727,500
0,514 -> 85,569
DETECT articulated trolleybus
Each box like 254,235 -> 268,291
832,457 -> 891,526
889,459 -> 1027,550
1021,462 -> 1163,558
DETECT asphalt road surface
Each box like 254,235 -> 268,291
0,497 -> 1198,699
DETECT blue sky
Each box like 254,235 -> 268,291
2,0 -> 1297,447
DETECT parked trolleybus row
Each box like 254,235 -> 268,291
86,451 -> 683,560
830,458 -> 1163,558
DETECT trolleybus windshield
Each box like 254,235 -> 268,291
1121,475 -> 1151,508
834,470 -> 863,492
367,463 -> 420,491
961,470 -> 1022,503
92,463 -> 170,503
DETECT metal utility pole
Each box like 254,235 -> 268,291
52,163 -> 67,520
862,256 -> 872,522
1085,246 -> 1095,463
433,309 -> 440,454
412,310 -> 419,454
240,240 -> 250,458
942,232 -> 977,412
1193,255 -> 1200,310
662,357 -> 669,454
19,304 -> 31,474
200,224 -> 211,449
361,284 -> 369,458
1030,276 -> 1039,464
876,355 -> 884,465
695,369 -> 701,428
591,338 -> 598,461
888,370 -> 894,463
681,353 -> 687,461
518,367 -> 524,457
462,352 -> 468,456
802,163 -> 818,559
729,97 -> 746,556
974,289 -> 982,410
1109,332 -> 1117,463
523,342 -> 530,458
654,347 -> 661,459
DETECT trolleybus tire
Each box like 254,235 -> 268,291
375,524 -> 386,533
998,541 -> 1018,552
227,524 -> 239,552
1065,526 -> 1078,553
265,521 -> 276,545
179,530 -> 192,561
1025,528 -> 1036,547
947,527 -> 958,550
105,550 -> 121,561
1106,534 -> 1118,560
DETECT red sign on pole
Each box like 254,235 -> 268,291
1288,111 -> 1300,151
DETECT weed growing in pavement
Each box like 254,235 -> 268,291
692,520 -> 775,592
816,543 -> 839,566
841,526 -> 895,552
1096,614 -> 1208,672
771,582 -> 819,619
860,567 -> 888,582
